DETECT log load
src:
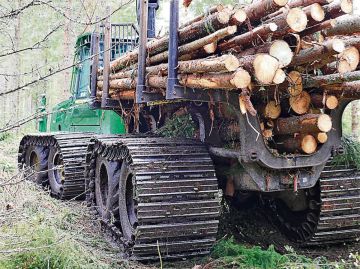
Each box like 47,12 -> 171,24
95,0 -> 358,155
274,114 -> 332,135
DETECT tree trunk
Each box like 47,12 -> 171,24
218,23 -> 278,52
321,81 -> 360,99
290,39 -> 345,67
274,114 -> 332,135
323,15 -> 360,36
277,134 -> 318,154
244,0 -> 289,23
311,94 -> 339,109
63,0 -> 73,99
149,26 -> 237,65
304,70 -> 360,88
352,101 -> 360,140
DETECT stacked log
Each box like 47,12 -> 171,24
96,0 -> 360,155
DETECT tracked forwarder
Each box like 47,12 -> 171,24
18,0 -> 359,260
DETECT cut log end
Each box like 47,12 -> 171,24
332,39 -> 346,53
340,46 -> 360,71
203,42 -> 217,54
230,9 -> 247,25
310,3 -> 325,22
273,69 -> 287,84
224,55 -> 241,72
290,91 -> 311,115
269,23 -> 278,32
275,0 -> 289,6
301,135 -> 318,154
286,8 -> 308,33
341,0 -> 353,14
317,132 -> 328,144
217,11 -> 231,24
326,95 -> 339,109
253,54 -> 279,85
269,40 -> 294,68
232,68 -> 252,88
264,101 -> 282,119
288,71 -> 303,96
317,114 -> 332,132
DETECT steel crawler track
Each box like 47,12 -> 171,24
270,161 -> 360,246
18,133 -> 93,199
86,135 -> 221,260
305,163 -> 360,245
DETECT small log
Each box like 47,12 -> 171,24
311,94 -> 339,109
324,0 -> 353,19
230,9 -> 247,26
244,0 -> 289,23
274,114 -> 332,135
289,91 -> 311,115
253,54 -> 280,85
304,3 -> 325,25
218,23 -> 278,52
267,8 -> 308,34
323,15 -> 360,36
203,42 -> 218,54
304,70 -> 360,88
300,19 -> 335,37
110,90 -> 135,100
316,132 -> 328,143
290,38 -> 345,67
264,101 -> 282,119
181,4 -> 225,28
150,26 -> 237,64
179,69 -> 251,89
237,40 -> 294,68
277,134 -> 318,154
263,129 -> 274,139
288,0 -> 333,9
273,69 -> 287,84
321,81 -> 360,99
339,46 -> 360,72
288,71 -> 303,96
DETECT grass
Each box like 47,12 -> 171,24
209,237 -> 359,269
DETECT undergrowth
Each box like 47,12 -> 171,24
210,237 -> 358,269
332,135 -> 360,169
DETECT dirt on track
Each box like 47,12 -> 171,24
220,196 -> 360,262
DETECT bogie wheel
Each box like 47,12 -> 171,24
48,147 -> 66,198
95,156 -> 121,222
24,145 -> 49,186
268,184 -> 321,243
118,161 -> 138,243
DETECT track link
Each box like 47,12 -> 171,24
18,133 -> 92,199
86,135 -> 220,260
270,161 -> 360,246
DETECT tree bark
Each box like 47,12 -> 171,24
352,101 -> 360,140
218,23 -> 278,52
266,8 -> 308,35
277,134 -> 318,154
323,15 -> 360,36
321,81 -> 360,99
244,0 -> 289,23
288,0 -> 333,8
274,114 -> 332,135
311,94 -> 339,109
304,70 -> 360,88
181,4 -> 225,28
290,38 -> 345,67
149,26 -> 237,65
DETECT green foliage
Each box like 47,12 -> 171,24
0,132 -> 10,141
157,114 -> 196,138
212,237 -> 288,269
332,135 -> 360,169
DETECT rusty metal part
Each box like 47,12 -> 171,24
85,135 -> 220,260
18,133 -> 93,199
269,160 -> 360,245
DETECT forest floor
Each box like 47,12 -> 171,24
0,134 -> 359,269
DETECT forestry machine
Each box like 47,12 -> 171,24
18,0 -> 360,260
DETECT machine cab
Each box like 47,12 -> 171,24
47,24 -> 138,134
